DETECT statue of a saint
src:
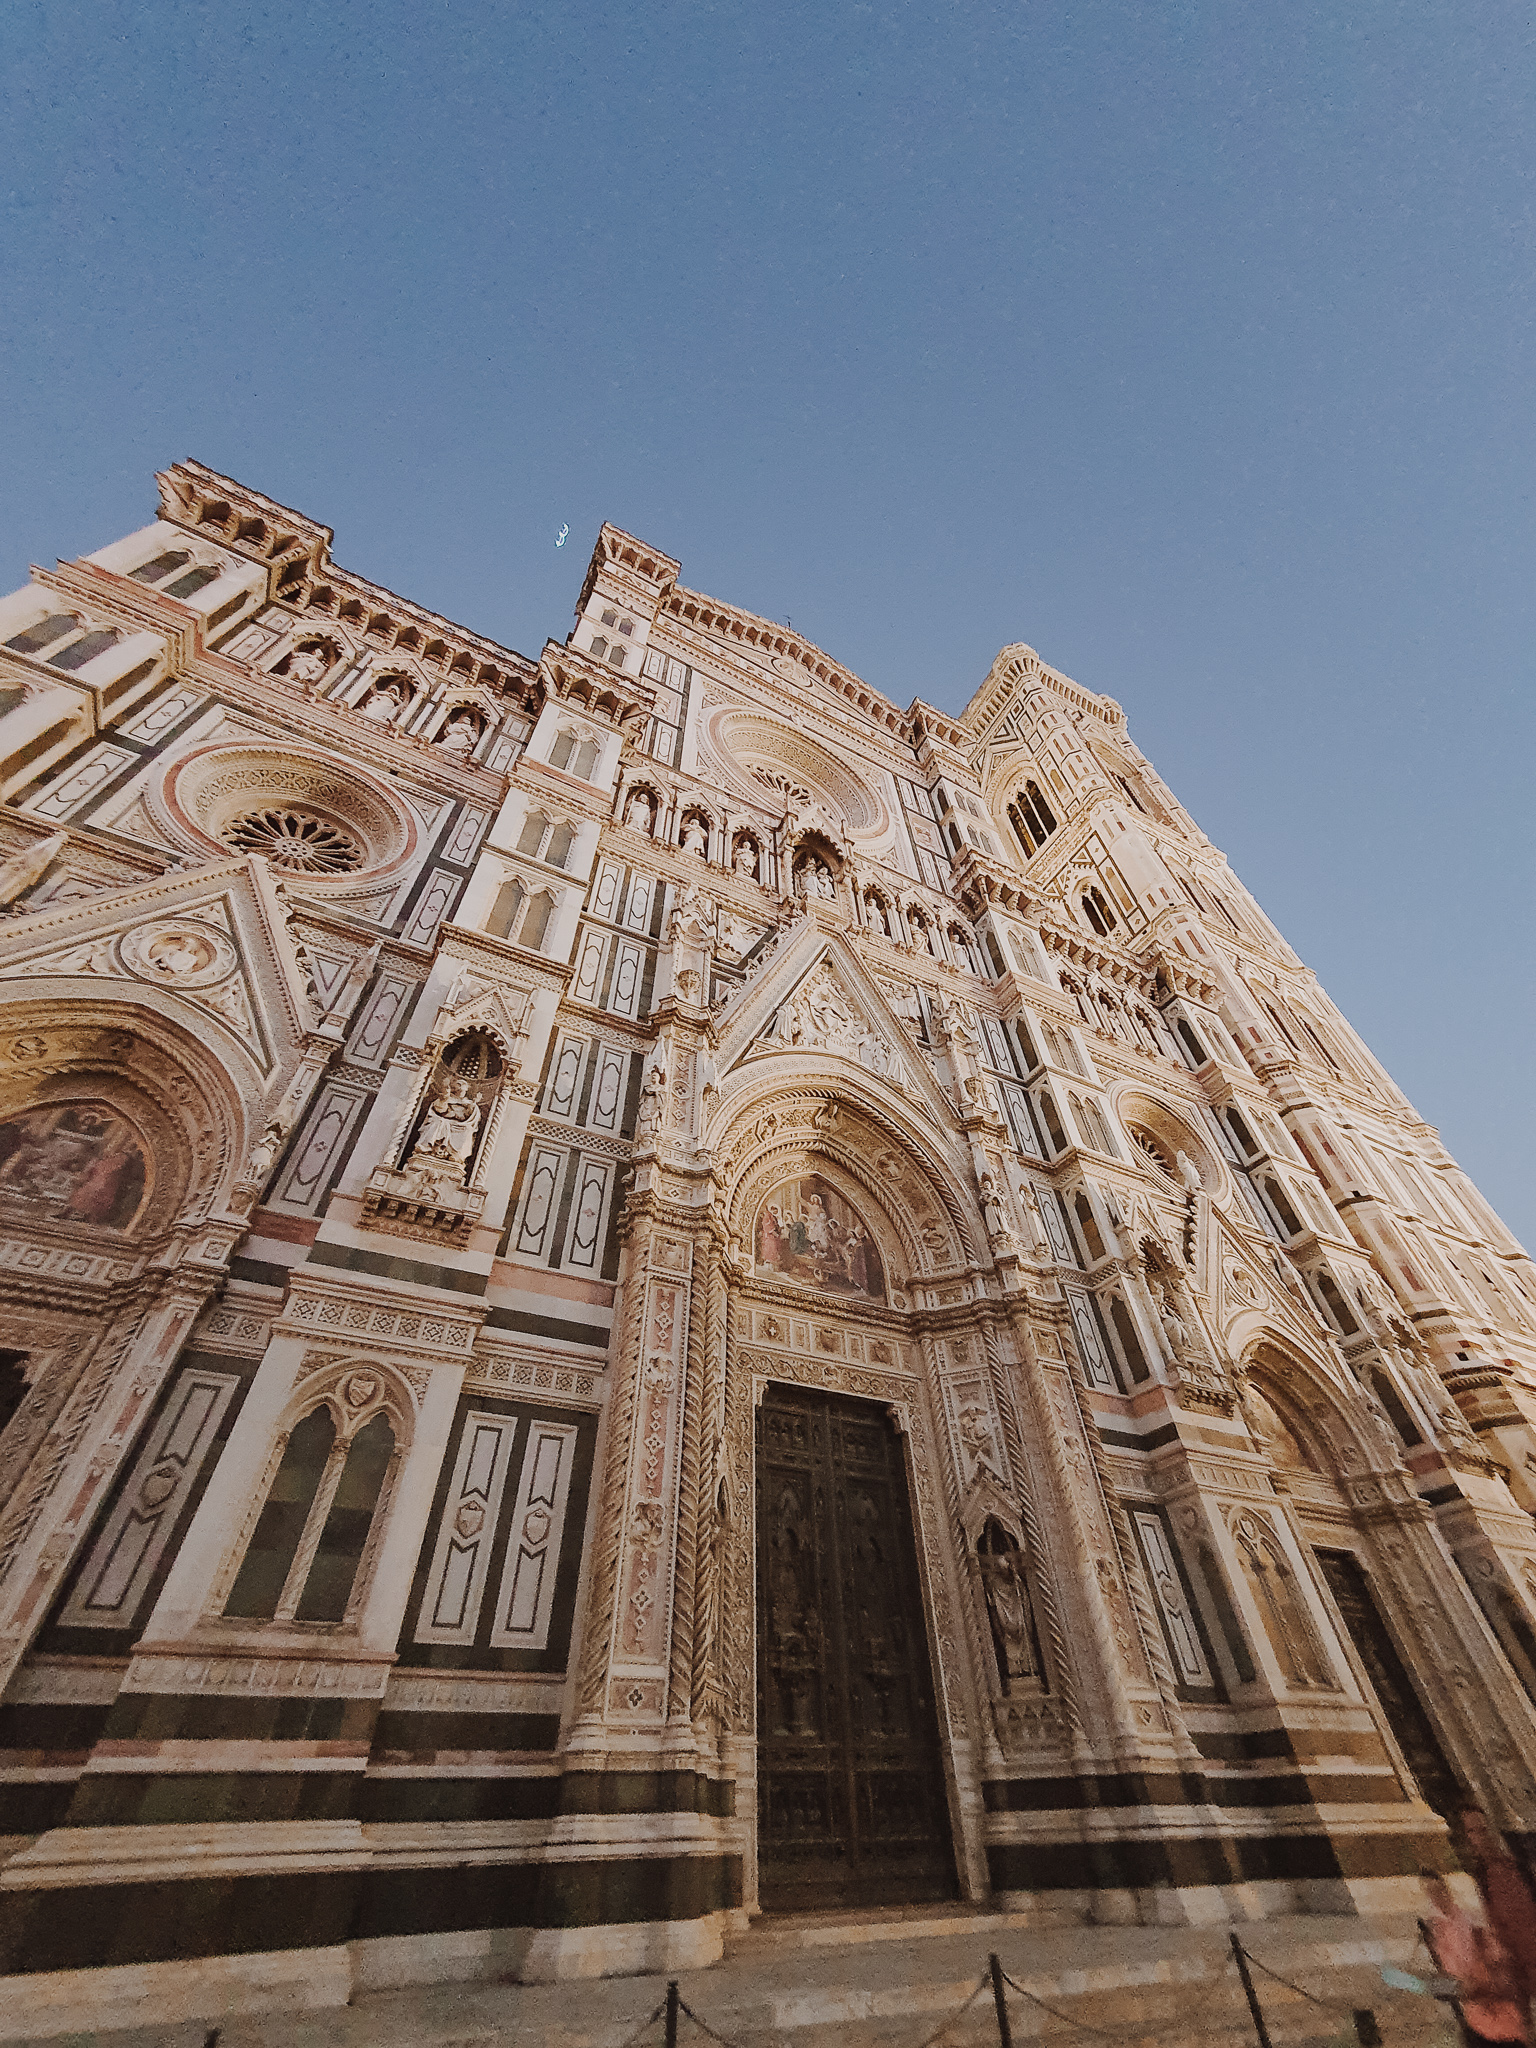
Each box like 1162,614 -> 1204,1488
1175,1149 -> 1202,1195
0,829 -> 67,910
243,1118 -> 285,1187
636,1057 -> 667,1140
436,711 -> 480,756
361,680 -> 405,723
284,643 -> 330,687
1157,1287 -> 1191,1361
979,1547 -> 1038,1687
680,816 -> 708,857
405,1076 -> 481,1187
625,789 -> 655,833
733,838 -> 759,879
979,1172 -> 1009,1242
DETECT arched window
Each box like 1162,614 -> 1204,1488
1224,1106 -> 1258,1157
163,564 -> 221,601
294,1412 -> 396,1622
223,1407 -> 337,1619
1176,1019 -> 1209,1068
517,811 -> 550,856
49,628 -> 120,671
1371,1368 -> 1424,1448
545,821 -> 575,869
4,612 -> 79,655
1315,1268 -> 1360,1335
1262,1176 -> 1304,1239
1107,1295 -> 1151,1382
608,645 -> 626,668
1013,1018 -> 1041,1072
1038,1089 -> 1068,1155
128,549 -> 191,585
1085,1099 -> 1118,1156
589,636 -> 609,659
1298,1015 -> 1342,1073
1081,885 -> 1117,936
1072,1191 -> 1106,1263
549,730 -> 577,770
224,1401 -> 398,1627
519,890 -> 554,952
985,932 -> 1006,977
1008,778 -> 1058,857
1262,1001 -> 1302,1054
487,878 -> 526,941
572,738 -> 599,779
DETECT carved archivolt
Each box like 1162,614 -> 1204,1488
0,1001 -> 248,1236
716,1085 -> 978,1281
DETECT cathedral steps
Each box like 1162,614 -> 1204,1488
3,1912 -> 1450,2048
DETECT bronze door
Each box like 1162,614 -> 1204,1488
755,1384 -> 956,1911
1316,1548 -> 1466,1819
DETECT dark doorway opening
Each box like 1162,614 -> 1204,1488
755,1382 -> 957,1911
1316,1548 -> 1466,1819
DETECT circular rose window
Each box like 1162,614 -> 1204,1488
152,743 -> 416,881
222,807 -> 364,873
1129,1126 -> 1174,1176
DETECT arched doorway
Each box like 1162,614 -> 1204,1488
713,1091 -> 989,1912
755,1383 -> 956,1910
1241,1355 -> 1469,1821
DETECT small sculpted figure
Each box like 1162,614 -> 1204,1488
407,1076 -> 481,1186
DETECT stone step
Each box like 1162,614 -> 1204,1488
4,1915 -> 1451,2048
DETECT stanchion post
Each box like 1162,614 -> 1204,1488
1230,1933 -> 1274,2048
665,1978 -> 679,2048
988,1952 -> 1014,2048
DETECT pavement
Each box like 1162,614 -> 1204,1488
3,1907 -> 1463,2048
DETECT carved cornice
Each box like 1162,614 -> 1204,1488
538,643 -> 656,729
656,587 -> 909,737
435,922 -> 572,992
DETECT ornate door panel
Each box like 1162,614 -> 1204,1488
756,1384 -> 956,1910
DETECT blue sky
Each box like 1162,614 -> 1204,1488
4,2 -> 1533,1245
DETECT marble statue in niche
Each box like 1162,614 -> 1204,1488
436,709 -> 482,756
405,1077 -> 482,1188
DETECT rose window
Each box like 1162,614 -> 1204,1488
222,807 -> 364,873
1130,1127 -> 1174,1176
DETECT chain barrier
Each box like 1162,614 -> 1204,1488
613,1997 -> 669,2048
1240,1942 -> 1358,2014
584,1933 -> 1435,2048
904,1972 -> 992,2048
1000,1950 -> 1236,2039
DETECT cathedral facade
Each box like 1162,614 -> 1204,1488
0,461 -> 1535,2018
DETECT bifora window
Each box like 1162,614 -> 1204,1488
222,807 -> 365,873
223,1400 -> 398,1626
1008,778 -> 1058,857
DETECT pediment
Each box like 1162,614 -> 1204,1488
0,856 -> 315,1080
723,937 -> 951,1119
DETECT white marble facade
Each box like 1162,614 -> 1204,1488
0,461 -> 1534,2023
